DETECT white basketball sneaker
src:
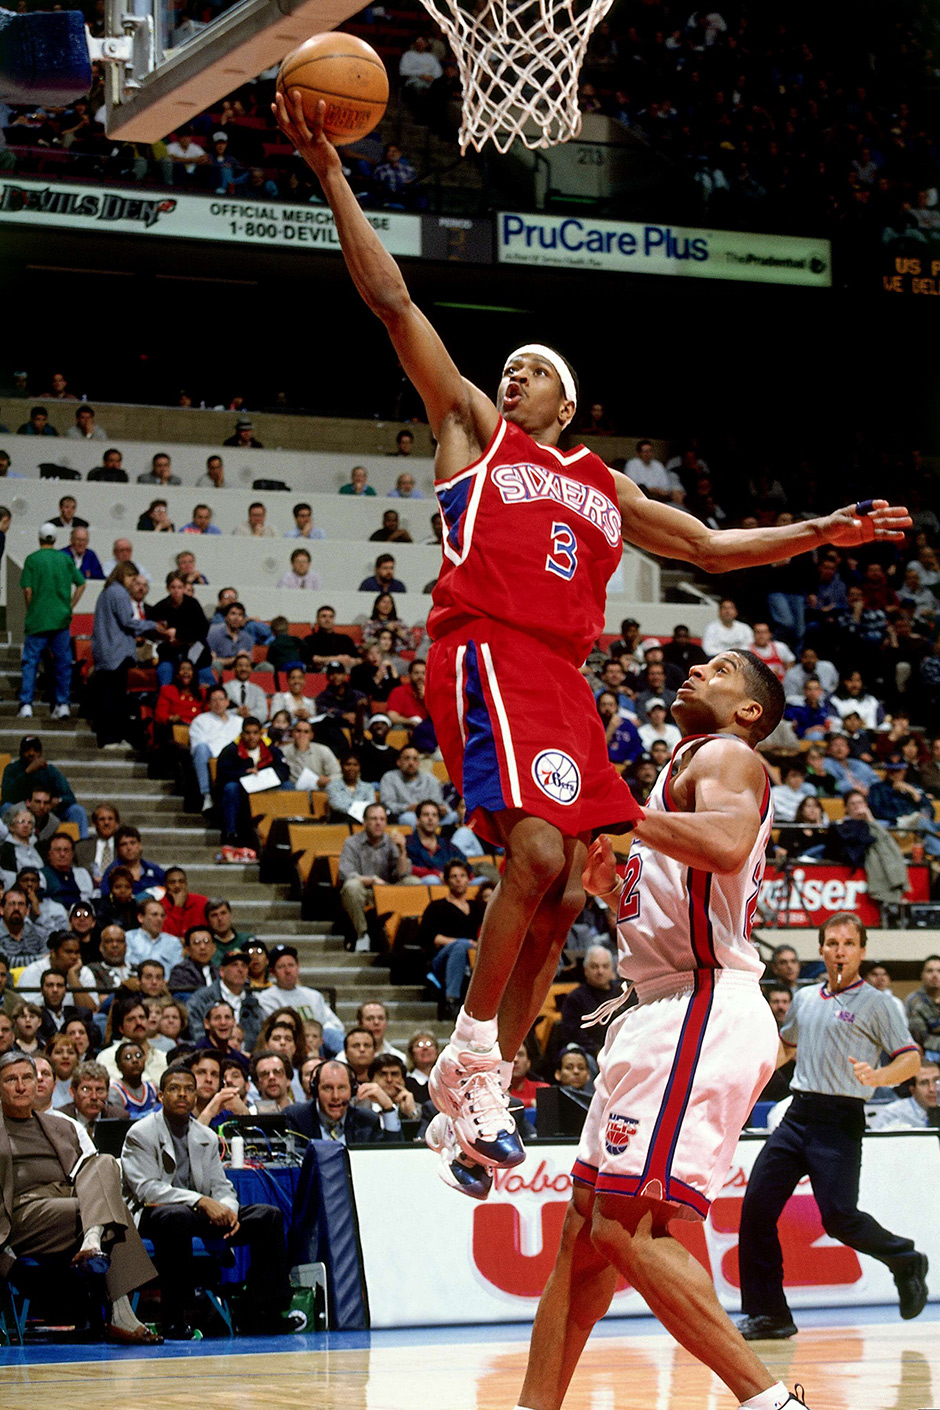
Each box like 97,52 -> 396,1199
428,1015 -> 525,1169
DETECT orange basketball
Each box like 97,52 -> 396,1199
277,33 -> 388,146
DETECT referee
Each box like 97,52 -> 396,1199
737,911 -> 928,1339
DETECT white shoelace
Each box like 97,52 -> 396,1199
460,1069 -> 513,1140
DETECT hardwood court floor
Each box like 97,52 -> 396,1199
1,1314 -> 937,1410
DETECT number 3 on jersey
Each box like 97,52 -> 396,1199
546,521 -> 578,580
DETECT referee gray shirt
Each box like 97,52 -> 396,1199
781,979 -> 917,1099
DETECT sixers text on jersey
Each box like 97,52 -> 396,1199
492,463 -> 622,546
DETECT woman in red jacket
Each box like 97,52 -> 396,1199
155,658 -> 205,726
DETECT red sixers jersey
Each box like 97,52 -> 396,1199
427,418 -> 623,664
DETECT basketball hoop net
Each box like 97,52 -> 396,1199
418,0 -> 615,154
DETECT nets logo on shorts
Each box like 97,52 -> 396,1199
531,750 -> 581,805
605,1113 -> 639,1156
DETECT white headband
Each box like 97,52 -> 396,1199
504,344 -> 577,409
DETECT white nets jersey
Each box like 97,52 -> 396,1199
616,734 -> 773,992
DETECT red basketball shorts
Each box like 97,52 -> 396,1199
425,619 -> 643,847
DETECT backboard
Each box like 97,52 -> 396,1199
103,0 -> 362,140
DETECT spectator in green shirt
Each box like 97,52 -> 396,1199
338,465 -> 376,496
18,523 -> 84,721
1,735 -> 89,837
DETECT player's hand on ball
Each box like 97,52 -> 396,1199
583,836 -> 618,897
272,90 -> 341,174
825,500 -> 912,546
848,1057 -> 879,1087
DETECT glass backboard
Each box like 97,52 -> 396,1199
104,0 -> 362,139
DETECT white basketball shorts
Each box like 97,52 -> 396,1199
573,968 -> 778,1220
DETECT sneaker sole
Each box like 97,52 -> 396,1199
425,1115 -> 493,1200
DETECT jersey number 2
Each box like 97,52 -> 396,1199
618,854 -> 643,923
546,521 -> 578,580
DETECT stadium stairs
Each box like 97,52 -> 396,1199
0,641 -> 442,1044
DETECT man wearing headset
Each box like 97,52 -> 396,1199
283,1059 -> 403,1144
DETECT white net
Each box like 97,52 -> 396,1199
418,0 -> 615,154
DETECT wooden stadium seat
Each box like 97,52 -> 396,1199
373,883 -> 432,949
430,760 -> 450,783
209,758 -> 217,784
250,790 -> 314,847
172,725 -> 190,749
533,982 -> 578,1053
373,883 -> 431,919
57,821 -> 80,842
288,822 -> 354,887
464,855 -> 497,872
0,753 -> 11,780
428,880 -> 491,901
820,797 -> 844,821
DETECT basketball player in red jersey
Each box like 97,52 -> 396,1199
514,652 -> 814,1410
274,91 -> 910,1184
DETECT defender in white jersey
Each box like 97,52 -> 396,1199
517,652 -> 815,1410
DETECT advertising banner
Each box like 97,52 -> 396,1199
759,863 -> 930,927
498,212 -> 832,287
349,1132 -> 940,1327
882,243 -> 940,295
0,177 -> 422,256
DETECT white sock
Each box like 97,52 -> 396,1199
498,1059 -> 512,1091
453,1007 -> 499,1052
740,1383 -> 791,1410
110,1294 -> 144,1331
80,1224 -> 104,1254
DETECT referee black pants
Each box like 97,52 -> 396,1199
738,1092 -> 915,1319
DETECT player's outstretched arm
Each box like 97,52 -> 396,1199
273,92 -> 496,448
634,739 -> 765,874
611,473 -> 911,574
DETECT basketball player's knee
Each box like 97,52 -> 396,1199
561,1199 -> 610,1275
513,835 -> 567,892
560,1198 -> 589,1253
589,1208 -> 633,1266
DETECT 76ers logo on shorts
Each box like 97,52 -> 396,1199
605,1113 -> 639,1156
531,750 -> 581,805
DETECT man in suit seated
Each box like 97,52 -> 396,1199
73,803 -> 121,886
57,1060 -> 127,1138
121,1062 -> 304,1338
0,1050 -> 161,1344
283,1059 -> 404,1143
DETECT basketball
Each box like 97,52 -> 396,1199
276,33 -> 388,146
